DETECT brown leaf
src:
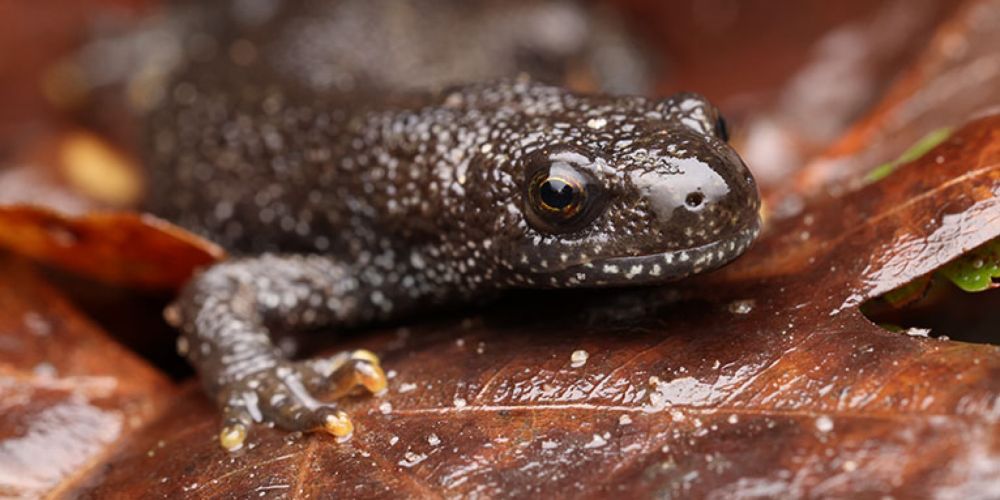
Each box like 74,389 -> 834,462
0,205 -> 223,291
4,1 -> 999,497
73,113 -> 1000,498
0,255 -> 176,498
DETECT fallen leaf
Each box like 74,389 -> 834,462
4,1 -> 1000,498
0,255 -> 176,498
0,205 -> 223,291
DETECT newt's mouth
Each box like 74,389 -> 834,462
537,219 -> 761,287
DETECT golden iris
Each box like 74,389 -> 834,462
536,175 -> 584,215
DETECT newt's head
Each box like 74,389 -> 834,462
485,89 -> 761,287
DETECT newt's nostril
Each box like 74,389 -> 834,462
684,191 -> 705,209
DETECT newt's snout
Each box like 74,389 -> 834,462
628,132 -> 760,250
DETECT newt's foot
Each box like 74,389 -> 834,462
216,349 -> 387,452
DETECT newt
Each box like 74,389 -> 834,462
141,0 -> 762,451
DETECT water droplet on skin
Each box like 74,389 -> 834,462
728,299 -> 755,314
586,117 -> 607,130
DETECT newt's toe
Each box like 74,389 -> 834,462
219,422 -> 248,451
212,353 -> 386,451
303,350 -> 388,397
320,408 -> 354,438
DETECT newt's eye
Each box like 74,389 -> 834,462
524,147 -> 605,234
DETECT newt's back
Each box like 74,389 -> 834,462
141,0 -> 653,253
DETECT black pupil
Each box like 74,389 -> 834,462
539,178 -> 576,209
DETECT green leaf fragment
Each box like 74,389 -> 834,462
876,236 -> 1000,308
877,323 -> 904,333
882,275 -> 931,306
866,162 -> 896,183
864,127 -> 952,183
939,237 -> 1000,292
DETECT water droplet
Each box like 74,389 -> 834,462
815,415 -> 834,433
586,117 -> 607,130
728,299 -> 755,315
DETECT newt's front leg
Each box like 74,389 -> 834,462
169,254 -> 389,451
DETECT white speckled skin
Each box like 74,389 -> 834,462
145,0 -> 760,445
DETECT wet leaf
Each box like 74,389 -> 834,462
0,255 -> 175,498
0,205 -> 223,291
4,1 -> 1000,498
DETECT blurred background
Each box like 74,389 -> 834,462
0,0 -> 974,214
